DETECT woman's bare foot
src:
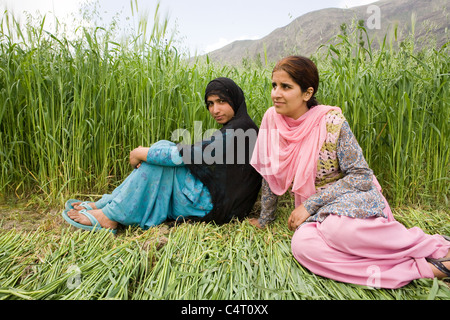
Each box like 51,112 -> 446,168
67,209 -> 118,230
72,201 -> 97,210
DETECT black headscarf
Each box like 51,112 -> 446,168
177,77 -> 261,224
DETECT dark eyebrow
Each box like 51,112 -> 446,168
272,81 -> 293,88
207,97 -> 226,103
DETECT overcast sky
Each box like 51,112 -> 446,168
2,0 -> 377,54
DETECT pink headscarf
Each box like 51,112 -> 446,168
251,105 -> 341,207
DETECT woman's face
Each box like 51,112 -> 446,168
206,95 -> 235,124
271,70 -> 312,120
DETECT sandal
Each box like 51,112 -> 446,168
426,257 -> 450,277
65,199 -> 93,210
62,209 -> 117,234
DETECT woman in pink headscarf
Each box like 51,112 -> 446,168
249,55 -> 450,289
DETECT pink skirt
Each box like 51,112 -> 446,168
291,196 -> 450,289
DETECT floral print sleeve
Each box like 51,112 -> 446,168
257,178 -> 279,227
303,121 -> 386,223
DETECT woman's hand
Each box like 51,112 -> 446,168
129,148 -> 141,168
288,204 -> 310,231
129,146 -> 149,169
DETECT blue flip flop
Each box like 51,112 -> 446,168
65,199 -> 93,210
62,209 -> 117,234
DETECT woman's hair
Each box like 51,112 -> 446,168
273,56 -> 319,108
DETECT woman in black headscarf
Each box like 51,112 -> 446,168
62,77 -> 261,233
179,77 -> 262,224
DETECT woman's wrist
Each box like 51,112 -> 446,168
130,146 -> 149,167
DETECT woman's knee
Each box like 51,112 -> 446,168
153,140 -> 175,147
291,224 -> 320,261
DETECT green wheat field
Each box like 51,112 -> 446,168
0,5 -> 449,300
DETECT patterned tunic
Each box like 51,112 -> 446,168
257,111 -> 386,227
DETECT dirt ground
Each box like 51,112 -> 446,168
0,198 -> 174,244
0,199 -> 67,233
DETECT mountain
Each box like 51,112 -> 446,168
201,0 -> 449,65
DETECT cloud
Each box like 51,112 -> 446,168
2,0 -> 79,17
204,38 -> 233,53
338,0 -> 377,9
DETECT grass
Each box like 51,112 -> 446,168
0,4 -> 449,300
0,199 -> 449,300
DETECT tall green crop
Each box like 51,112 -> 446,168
0,9 -> 448,208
